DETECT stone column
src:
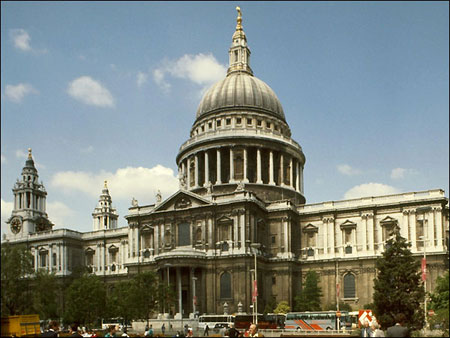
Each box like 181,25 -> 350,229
410,210 -> 417,251
56,243 -> 60,271
129,226 -> 134,257
428,210 -> 435,247
216,149 -> 222,184
295,161 -> 300,192
194,154 -> 199,188
243,148 -> 248,182
204,151 -> 209,186
328,218 -> 335,257
289,157 -> 294,188
367,213 -> 374,254
187,157 -> 191,188
230,147 -> 235,183
300,165 -> 304,194
34,248 -> 38,272
435,207 -> 444,249
256,148 -> 262,184
280,154 -> 284,186
240,211 -> 245,249
269,150 -> 275,185
361,214 -> 367,253
402,210 -> 409,242
177,267 -> 182,317
322,218 -> 328,257
49,245 -> 53,271
155,225 -> 159,255
97,244 -> 101,273
208,217 -> 213,248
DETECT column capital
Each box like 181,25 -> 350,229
322,216 -> 334,223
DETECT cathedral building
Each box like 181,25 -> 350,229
3,9 -> 449,318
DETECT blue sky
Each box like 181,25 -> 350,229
1,1 -> 448,235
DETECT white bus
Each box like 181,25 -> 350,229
198,314 -> 234,331
285,311 -> 351,331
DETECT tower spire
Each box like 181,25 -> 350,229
227,6 -> 253,76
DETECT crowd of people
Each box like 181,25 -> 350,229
361,313 -> 411,337
38,312 -> 416,337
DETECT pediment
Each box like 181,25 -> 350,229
302,223 -> 319,233
108,244 -> 118,252
153,190 -> 212,212
85,247 -> 95,254
141,224 -> 154,232
217,215 -> 233,224
340,220 -> 357,230
380,216 -> 398,226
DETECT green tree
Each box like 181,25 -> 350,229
133,271 -> 160,325
274,301 -> 291,314
64,274 -> 106,327
1,243 -> 34,315
294,270 -> 322,311
32,270 -> 60,320
373,230 -> 424,330
264,297 -> 277,314
428,271 -> 449,333
324,302 -> 352,312
107,279 -> 139,327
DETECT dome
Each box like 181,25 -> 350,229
195,72 -> 286,121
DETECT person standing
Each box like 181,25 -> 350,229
361,320 -> 372,337
161,323 -> 166,335
386,313 -> 409,337
248,324 -> 260,337
41,320 -> 59,337
69,324 -> 82,337
203,324 -> 209,336
370,322 -> 385,337
227,323 -> 240,337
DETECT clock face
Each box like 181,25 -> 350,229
10,217 -> 22,234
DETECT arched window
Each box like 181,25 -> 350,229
220,272 -> 232,299
343,273 -> 356,298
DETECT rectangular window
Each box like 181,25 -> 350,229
267,122 -> 272,129
247,118 -> 252,125
226,118 -> 231,125
236,117 -> 242,125
257,120 -> 262,127
201,125 -> 205,132
217,120 -> 222,127
272,276 -> 276,285
178,222 -> 191,246
208,122 -> 213,129
271,236 -> 276,244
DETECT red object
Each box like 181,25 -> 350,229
428,309 -> 435,316
336,311 -> 341,318
336,283 -> 340,298
252,280 -> 258,302
421,258 -> 427,281
193,295 -> 197,305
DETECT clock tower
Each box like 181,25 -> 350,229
5,149 -> 53,239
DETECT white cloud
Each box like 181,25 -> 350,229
137,71 -> 148,88
10,29 -> 32,51
46,201 -> 75,228
51,165 -> 179,204
67,76 -> 115,108
390,168 -> 417,180
337,164 -> 361,176
153,53 -> 226,92
80,145 -> 94,154
1,199 -> 14,226
1,155 -> 6,164
5,83 -> 38,103
344,183 -> 400,199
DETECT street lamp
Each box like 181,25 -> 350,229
417,206 -> 432,330
250,243 -> 261,325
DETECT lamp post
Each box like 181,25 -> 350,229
250,243 -> 261,325
417,206 -> 432,330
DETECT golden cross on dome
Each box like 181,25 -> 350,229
28,148 -> 32,159
104,180 -> 108,188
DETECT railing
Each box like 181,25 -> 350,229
178,128 -> 303,153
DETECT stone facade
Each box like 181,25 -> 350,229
3,9 -> 449,318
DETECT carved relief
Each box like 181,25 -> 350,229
175,197 -> 192,209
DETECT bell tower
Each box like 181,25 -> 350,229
227,6 -> 253,76
6,148 -> 53,238
92,180 -> 118,231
